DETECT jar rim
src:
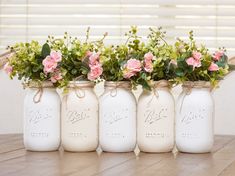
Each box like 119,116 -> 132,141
104,81 -> 131,89
25,81 -> 54,88
68,81 -> 95,88
182,81 -> 211,89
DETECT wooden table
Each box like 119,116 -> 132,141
1,135 -> 235,176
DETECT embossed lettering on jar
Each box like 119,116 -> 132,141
176,81 -> 214,153
137,80 -> 175,153
61,81 -> 98,152
99,81 -> 137,152
23,82 -> 61,151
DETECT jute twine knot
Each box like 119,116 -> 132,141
23,81 -> 54,104
179,81 -> 212,113
147,80 -> 170,105
105,81 -> 132,97
64,80 -> 94,109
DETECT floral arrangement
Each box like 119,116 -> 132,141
3,27 -> 232,89
100,26 -> 145,86
137,27 -> 177,89
174,31 -> 229,86
4,29 -> 106,88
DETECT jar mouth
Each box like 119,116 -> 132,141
152,80 -> 170,88
25,81 -> 54,88
182,81 -> 211,89
104,81 -> 131,89
68,81 -> 95,88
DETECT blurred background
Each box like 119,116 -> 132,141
1,0 -> 235,134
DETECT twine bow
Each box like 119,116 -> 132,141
179,81 -> 212,113
147,80 -> 170,106
64,80 -> 95,109
105,81 -> 132,97
24,81 -> 54,104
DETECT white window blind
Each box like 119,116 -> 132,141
0,0 -> 235,57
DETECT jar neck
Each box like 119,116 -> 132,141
104,81 -> 132,90
67,81 -> 95,89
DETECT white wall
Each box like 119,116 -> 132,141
0,70 -> 235,135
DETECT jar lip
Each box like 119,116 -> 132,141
25,81 -> 54,88
152,80 -> 170,88
104,81 -> 131,89
182,81 -> 211,89
68,81 -> 95,88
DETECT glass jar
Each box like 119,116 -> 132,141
99,81 -> 137,152
176,81 -> 214,153
23,82 -> 61,151
137,80 -> 174,152
61,81 -> 98,152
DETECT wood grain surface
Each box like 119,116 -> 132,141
0,134 -> 234,176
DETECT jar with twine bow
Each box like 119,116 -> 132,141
23,81 -> 61,151
137,80 -> 175,153
61,81 -> 98,152
99,81 -> 137,152
175,81 -> 214,153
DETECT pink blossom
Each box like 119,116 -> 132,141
42,56 -> 58,73
186,57 -> 201,69
170,59 -> 177,66
89,53 -> 100,66
85,50 -> 93,58
213,51 -> 224,61
50,50 -> 62,62
3,62 -> 13,75
208,62 -> 219,71
125,59 -> 142,72
88,63 -> 103,81
192,51 -> 202,61
144,52 -> 154,73
50,69 -> 62,83
123,59 -> 142,79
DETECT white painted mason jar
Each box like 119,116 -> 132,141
137,80 -> 175,153
61,81 -> 98,152
176,81 -> 214,153
99,81 -> 137,152
23,82 -> 61,151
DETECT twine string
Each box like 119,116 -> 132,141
179,81 -> 212,113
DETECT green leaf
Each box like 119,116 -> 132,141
41,43 -> 51,58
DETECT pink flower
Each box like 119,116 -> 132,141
86,50 -> 93,58
123,59 -> 142,79
50,50 -> 62,62
170,59 -> 177,66
192,51 -> 202,61
208,62 -> 219,71
213,51 -> 224,61
88,64 -> 103,81
144,52 -> 154,73
125,59 -> 142,72
42,56 -> 58,73
89,53 -> 100,66
186,57 -> 201,69
50,69 -> 62,83
3,62 -> 13,75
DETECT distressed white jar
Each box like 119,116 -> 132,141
99,81 -> 137,152
61,81 -> 98,152
137,80 -> 175,153
23,82 -> 61,151
176,81 -> 214,153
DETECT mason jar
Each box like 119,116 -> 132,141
99,81 -> 137,152
23,81 -> 61,151
61,81 -> 98,152
137,80 -> 174,153
176,81 -> 214,153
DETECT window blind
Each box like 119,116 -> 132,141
0,0 -> 235,57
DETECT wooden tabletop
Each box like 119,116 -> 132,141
1,134 -> 235,176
